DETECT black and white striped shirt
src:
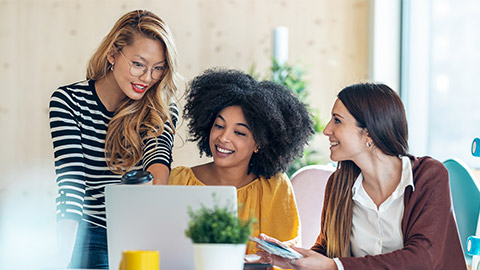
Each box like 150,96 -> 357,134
49,80 -> 178,228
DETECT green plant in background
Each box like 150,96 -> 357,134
251,59 -> 325,177
185,196 -> 254,244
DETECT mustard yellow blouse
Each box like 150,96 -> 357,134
168,166 -> 301,254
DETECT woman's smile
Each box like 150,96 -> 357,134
329,140 -> 339,149
215,144 -> 235,156
131,82 -> 148,93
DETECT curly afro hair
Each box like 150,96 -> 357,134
184,68 -> 314,178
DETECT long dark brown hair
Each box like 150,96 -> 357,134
322,83 -> 409,257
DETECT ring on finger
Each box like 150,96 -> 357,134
291,258 -> 297,265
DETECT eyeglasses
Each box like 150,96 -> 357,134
118,50 -> 166,80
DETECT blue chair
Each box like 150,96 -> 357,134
470,213 -> 480,270
444,158 -> 480,266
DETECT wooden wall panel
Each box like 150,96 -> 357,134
0,0 -> 369,268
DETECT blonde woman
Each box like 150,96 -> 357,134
49,10 -> 179,269
258,83 -> 466,270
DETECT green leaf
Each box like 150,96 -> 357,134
185,194 -> 255,244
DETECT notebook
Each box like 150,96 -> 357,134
105,185 -> 237,270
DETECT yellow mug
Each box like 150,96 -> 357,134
119,250 -> 159,270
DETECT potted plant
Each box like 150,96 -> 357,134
185,198 -> 254,270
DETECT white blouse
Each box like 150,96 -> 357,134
334,155 -> 415,270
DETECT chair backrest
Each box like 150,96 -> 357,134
444,158 -> 480,265
472,212 -> 480,270
290,164 -> 335,248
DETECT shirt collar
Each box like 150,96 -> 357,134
392,155 -> 415,197
352,155 -> 415,201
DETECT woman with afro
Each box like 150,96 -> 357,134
169,68 -> 314,255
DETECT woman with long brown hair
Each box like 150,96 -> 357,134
258,83 -> 466,269
49,10 -> 179,269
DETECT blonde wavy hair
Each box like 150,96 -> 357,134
321,83 -> 408,258
86,10 -> 180,174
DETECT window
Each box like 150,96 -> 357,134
402,0 -> 480,168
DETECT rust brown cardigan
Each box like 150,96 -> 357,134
311,156 -> 467,270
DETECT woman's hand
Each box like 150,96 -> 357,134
255,233 -> 292,268
255,233 -> 337,270
288,247 -> 337,270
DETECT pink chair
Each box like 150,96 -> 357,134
290,165 -> 335,248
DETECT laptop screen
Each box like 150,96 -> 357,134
105,185 -> 237,270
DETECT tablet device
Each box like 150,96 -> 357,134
249,236 -> 303,259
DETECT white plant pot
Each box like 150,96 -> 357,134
193,243 -> 246,270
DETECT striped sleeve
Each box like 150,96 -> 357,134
142,103 -> 178,170
49,88 -> 86,222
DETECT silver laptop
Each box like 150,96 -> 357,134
105,185 -> 237,270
